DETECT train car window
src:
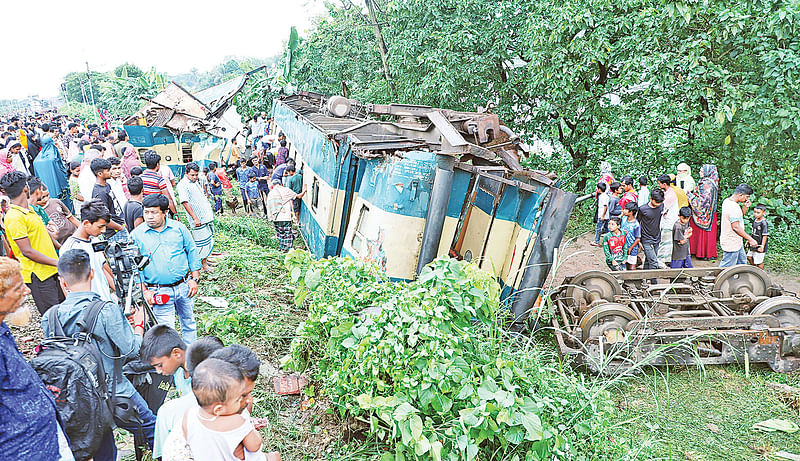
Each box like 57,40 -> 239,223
181,145 -> 193,164
311,177 -> 319,211
351,204 -> 372,254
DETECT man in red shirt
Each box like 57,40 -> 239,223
618,175 -> 639,210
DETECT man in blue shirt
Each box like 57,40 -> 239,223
41,249 -> 151,461
130,193 -> 201,343
271,158 -> 295,183
0,256 -> 73,460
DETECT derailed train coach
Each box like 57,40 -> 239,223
272,92 -> 577,321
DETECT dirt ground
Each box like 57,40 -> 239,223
550,230 -> 800,294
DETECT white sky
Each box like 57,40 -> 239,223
0,0 -> 325,100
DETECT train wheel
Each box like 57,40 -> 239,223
578,302 -> 640,342
713,265 -> 771,298
564,270 -> 623,308
751,296 -> 800,356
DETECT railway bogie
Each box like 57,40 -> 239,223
549,265 -> 800,374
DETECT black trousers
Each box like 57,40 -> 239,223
27,272 -> 65,315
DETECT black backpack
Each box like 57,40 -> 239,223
31,300 -> 116,461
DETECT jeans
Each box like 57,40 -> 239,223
212,193 -> 223,212
641,242 -> 660,270
93,392 -> 157,461
151,281 -> 197,343
720,247 -> 747,267
670,255 -> 694,268
594,219 -> 608,244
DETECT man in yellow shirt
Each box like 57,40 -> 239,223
0,171 -> 63,314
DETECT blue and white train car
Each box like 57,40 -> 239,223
272,92 -> 576,321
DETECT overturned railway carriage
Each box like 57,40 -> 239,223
272,92 -> 576,319
122,75 -> 253,176
550,266 -> 800,373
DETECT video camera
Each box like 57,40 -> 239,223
91,240 -> 150,317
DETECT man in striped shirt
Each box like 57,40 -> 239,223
141,150 -> 176,214
177,162 -> 215,271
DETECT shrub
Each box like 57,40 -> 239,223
284,251 -> 621,460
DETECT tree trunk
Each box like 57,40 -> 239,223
572,150 -> 590,192
365,0 -> 397,97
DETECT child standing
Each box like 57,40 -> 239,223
637,175 -> 650,208
68,160 -> 83,218
207,162 -> 224,214
245,172 -> 261,217
602,217 -> 628,271
670,206 -> 694,268
608,181 -> 623,220
747,204 -> 769,269
591,182 -> 609,247
236,160 -> 251,212
621,202 -> 641,270
183,358 -> 265,461
200,168 -> 210,198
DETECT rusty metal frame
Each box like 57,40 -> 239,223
547,267 -> 800,373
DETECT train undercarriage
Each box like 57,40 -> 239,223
548,265 -> 800,374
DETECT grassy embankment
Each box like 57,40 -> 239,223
566,202 -> 800,460
199,212 -> 800,460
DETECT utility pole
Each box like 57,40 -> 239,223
61,83 -> 70,105
86,61 -> 99,124
80,80 -> 88,105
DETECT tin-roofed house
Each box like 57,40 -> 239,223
272,92 -> 577,321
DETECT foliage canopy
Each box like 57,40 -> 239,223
288,0 -> 800,221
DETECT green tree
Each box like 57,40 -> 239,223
290,0 -> 800,215
114,63 -> 144,78
100,68 -> 168,119
62,71 -> 109,109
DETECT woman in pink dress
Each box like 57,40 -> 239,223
688,164 -> 719,259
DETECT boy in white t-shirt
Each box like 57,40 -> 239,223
591,182 -> 609,247
719,184 -> 759,267
60,200 -> 115,302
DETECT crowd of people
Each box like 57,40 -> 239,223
592,162 -> 768,272
0,111 -> 292,460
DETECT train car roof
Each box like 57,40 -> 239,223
276,92 -> 559,186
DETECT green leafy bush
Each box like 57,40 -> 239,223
198,307 -> 266,345
284,250 -> 620,460
215,216 -> 276,248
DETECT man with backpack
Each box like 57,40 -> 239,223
0,256 -> 73,460
40,249 -> 155,461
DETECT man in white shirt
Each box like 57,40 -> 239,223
177,163 -> 216,271
60,200 -> 116,302
657,174 -> 679,266
637,175 -> 650,208
591,182 -> 610,246
720,184 -> 759,267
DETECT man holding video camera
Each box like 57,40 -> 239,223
130,194 -> 201,343
60,199 -> 116,302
